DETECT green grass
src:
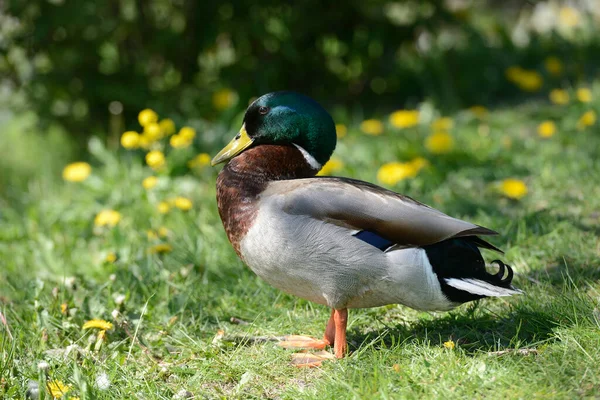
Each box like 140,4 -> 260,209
2,90 -> 600,399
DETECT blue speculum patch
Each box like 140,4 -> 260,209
354,230 -> 395,251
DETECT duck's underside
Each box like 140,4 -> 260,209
239,203 -> 520,312
268,230 -> 520,365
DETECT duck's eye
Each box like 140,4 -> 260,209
258,106 -> 270,115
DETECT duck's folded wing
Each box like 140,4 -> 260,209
264,177 -> 498,248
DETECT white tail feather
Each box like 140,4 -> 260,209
444,278 -> 523,297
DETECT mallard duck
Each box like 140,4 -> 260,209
212,91 -> 521,362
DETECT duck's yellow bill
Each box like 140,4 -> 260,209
211,124 -> 254,166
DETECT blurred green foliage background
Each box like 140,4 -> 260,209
3,2 -> 600,398
3,0 -> 600,138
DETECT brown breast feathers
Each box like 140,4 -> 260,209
216,144 -> 317,257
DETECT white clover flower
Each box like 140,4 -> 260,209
37,361 -> 49,371
96,371 -> 111,390
26,380 -> 39,399
113,293 -> 126,305
63,276 -> 76,289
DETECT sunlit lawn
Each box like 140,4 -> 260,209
1,87 -> 600,398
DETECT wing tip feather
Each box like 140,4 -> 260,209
462,226 -> 499,236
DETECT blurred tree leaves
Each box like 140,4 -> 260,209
2,1 -> 595,136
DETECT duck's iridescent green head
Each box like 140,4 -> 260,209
211,92 -> 336,168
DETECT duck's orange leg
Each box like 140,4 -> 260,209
279,309 -> 337,350
323,309 -> 336,346
282,308 -> 347,367
333,308 -> 348,358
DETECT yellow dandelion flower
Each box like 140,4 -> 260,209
505,66 -> 523,82
549,89 -> 569,105
138,108 -> 158,127
317,157 -> 344,176
157,201 -> 170,214
94,210 -> 121,228
500,179 -> 528,200
120,131 -> 140,149
559,6 -> 580,28
537,121 -> 556,138
159,118 -> 176,136
62,162 -> 92,182
142,176 -> 158,189
158,226 -> 169,237
188,153 -> 212,168
197,153 -> 211,165
174,197 -> 193,211
138,134 -> 151,149
178,126 -> 196,141
149,243 -> 173,254
147,229 -> 158,240
144,122 -> 162,141
146,150 -> 165,169
170,134 -> 192,149
60,303 -> 68,315
47,380 -> 71,398
389,110 -> 419,129
377,162 -> 418,185
105,252 -> 117,263
431,117 -> 453,131
335,124 -> 348,138
82,319 -> 114,331
517,70 -> 543,92
577,110 -> 596,129
506,67 -> 543,91
425,132 -> 454,154
409,156 -> 429,172
443,340 -> 455,350
212,88 -> 238,110
360,119 -> 384,135
576,88 -> 592,103
469,105 -> 488,118
544,56 -> 563,76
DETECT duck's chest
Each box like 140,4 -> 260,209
216,170 -> 264,258
215,145 -> 317,258
237,203 -> 348,306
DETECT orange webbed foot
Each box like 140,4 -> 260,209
278,335 -> 329,350
280,308 -> 349,367
290,350 -> 336,367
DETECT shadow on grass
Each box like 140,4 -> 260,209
347,282 -> 597,356
347,308 -> 551,356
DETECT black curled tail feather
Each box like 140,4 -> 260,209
424,237 -> 520,304
491,259 -> 514,285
